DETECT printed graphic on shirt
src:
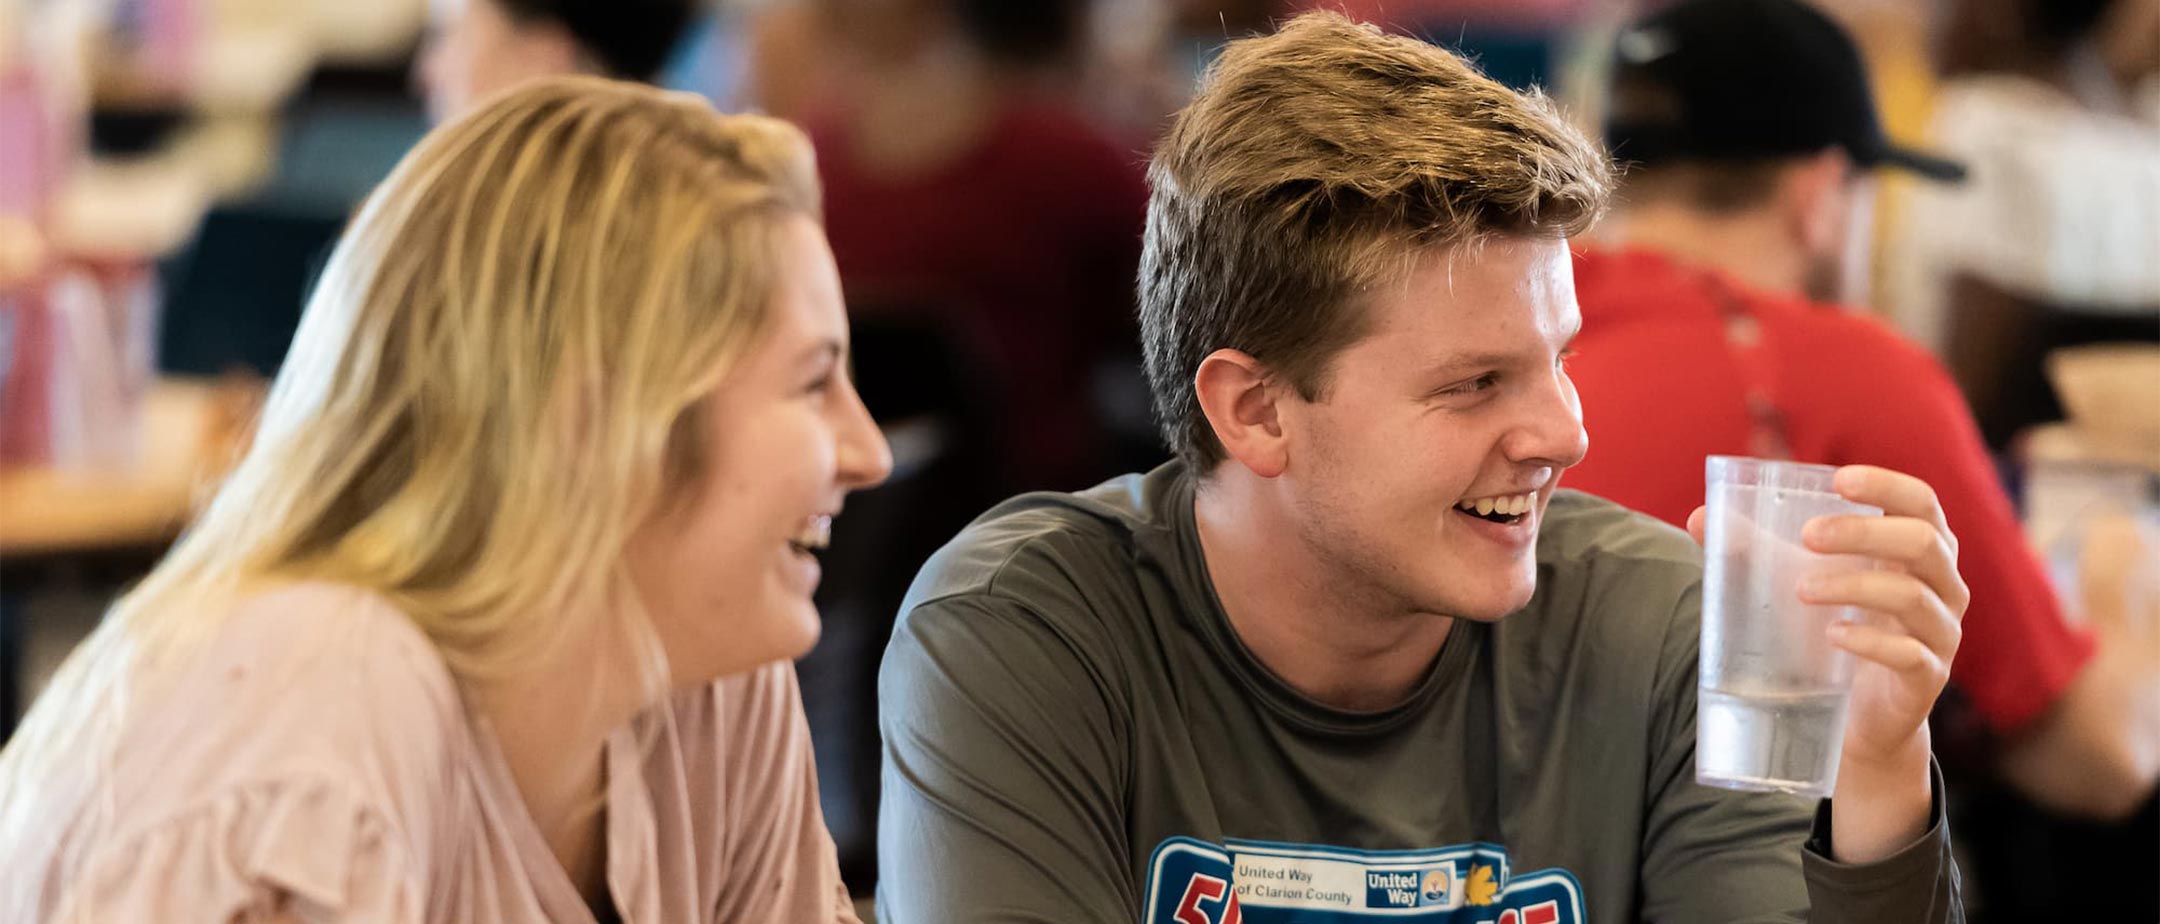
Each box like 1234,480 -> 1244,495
1143,836 -> 1584,924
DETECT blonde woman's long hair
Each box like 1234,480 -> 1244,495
0,76 -> 820,830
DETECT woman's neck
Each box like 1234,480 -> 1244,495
475,624 -> 649,906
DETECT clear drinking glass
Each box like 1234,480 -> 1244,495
1697,456 -> 1881,797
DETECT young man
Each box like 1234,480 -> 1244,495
416,0 -> 698,123
1565,0 -> 2158,824
877,12 -> 1966,922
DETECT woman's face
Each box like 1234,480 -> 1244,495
626,215 -> 893,684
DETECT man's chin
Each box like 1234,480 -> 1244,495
1437,579 -> 1538,622
1449,605 -> 1526,623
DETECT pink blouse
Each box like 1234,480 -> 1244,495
1,582 -> 860,923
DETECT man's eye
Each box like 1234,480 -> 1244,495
1445,374 -> 1499,396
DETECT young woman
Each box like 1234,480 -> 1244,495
0,77 -> 889,922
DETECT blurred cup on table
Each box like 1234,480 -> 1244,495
1,265 -> 160,472
2048,344 -> 2160,470
2026,345 -> 2160,642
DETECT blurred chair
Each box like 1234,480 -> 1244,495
160,76 -> 428,378
157,205 -> 340,378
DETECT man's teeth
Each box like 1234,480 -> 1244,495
791,516 -> 833,551
1457,493 -> 1535,518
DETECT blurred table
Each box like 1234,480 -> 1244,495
1,378 -> 241,736
0,378 -> 234,557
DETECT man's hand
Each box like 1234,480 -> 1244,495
1689,464 -> 1967,862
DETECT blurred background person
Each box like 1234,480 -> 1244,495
1889,4 -> 2160,915
1284,0 -> 1599,89
1884,0 -> 2159,451
747,0 -> 1153,501
156,0 -> 702,395
735,3 -> 1158,885
416,0 -> 701,122
0,77 -> 887,921
1561,0 -> 2157,918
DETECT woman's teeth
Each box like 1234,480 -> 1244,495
1456,492 -> 1535,520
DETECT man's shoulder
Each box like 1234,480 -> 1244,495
1533,489 -> 1706,634
1539,488 -> 1703,575
885,472 -> 1178,718
903,470 -> 1173,620
1523,491 -> 1706,681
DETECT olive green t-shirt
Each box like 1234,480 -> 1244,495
877,462 -> 1960,922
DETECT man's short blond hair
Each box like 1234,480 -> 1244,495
1140,11 -> 1612,472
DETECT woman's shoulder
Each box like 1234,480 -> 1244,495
0,582 -> 464,920
154,582 -> 470,753
200,581 -> 464,740
115,580 -> 471,811
210,581 -> 461,699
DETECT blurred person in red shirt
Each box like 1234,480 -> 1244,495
1565,0 -> 2159,836
416,0 -> 699,122
748,0 -> 1152,496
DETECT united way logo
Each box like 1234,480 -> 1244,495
1144,836 -> 1584,923
1422,869 -> 1451,902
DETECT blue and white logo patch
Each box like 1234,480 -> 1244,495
1143,836 -> 1584,924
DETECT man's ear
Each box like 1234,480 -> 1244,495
1781,147 -> 1854,256
1194,348 -> 1290,479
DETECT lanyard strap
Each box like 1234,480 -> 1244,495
1704,274 -> 1796,461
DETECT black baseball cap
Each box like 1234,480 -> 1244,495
1605,0 -> 1966,183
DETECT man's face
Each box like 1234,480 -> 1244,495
1270,237 -> 1588,622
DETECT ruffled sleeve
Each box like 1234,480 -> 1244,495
51,777 -> 424,923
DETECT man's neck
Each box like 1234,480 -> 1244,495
1192,474 -> 1454,713
1600,204 -> 1805,298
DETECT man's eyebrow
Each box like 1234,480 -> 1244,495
1421,335 -> 1578,380
1434,349 -> 1520,371
1424,351 -> 1519,376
